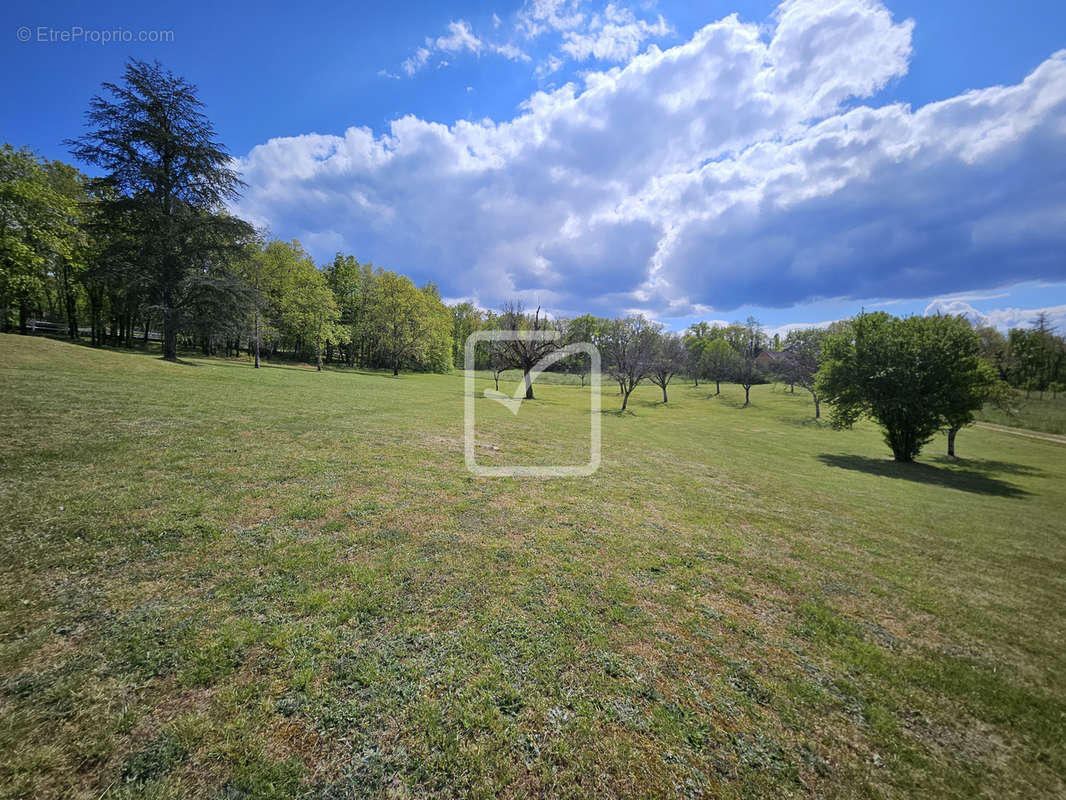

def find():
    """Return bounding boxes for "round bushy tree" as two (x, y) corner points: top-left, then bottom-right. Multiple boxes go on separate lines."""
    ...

(816, 312), (992, 462)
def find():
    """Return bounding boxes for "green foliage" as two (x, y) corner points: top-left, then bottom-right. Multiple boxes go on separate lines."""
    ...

(0, 145), (81, 331)
(326, 253), (380, 367)
(368, 271), (451, 375)
(1003, 316), (1065, 392)
(816, 312), (995, 461)
(275, 243), (341, 370)
(68, 59), (253, 359)
(450, 301), (483, 368)
(560, 312), (605, 381)
(702, 338), (737, 390)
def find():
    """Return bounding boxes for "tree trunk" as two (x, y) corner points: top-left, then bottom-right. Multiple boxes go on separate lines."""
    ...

(743, 385), (751, 406)
(693, 375), (699, 387)
(889, 429), (916, 462)
(947, 425), (959, 457)
(661, 385), (668, 403)
(88, 292), (99, 346)
(621, 389), (631, 411)
(813, 394), (821, 419)
(493, 372), (500, 391)
(63, 280), (78, 340)
(18, 301), (28, 334)
(715, 379), (720, 395)
(254, 311), (261, 368)
(523, 368), (534, 400)
(162, 310), (178, 361)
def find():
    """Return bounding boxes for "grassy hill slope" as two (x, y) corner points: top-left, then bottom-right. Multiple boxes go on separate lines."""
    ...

(1, 335), (1064, 799)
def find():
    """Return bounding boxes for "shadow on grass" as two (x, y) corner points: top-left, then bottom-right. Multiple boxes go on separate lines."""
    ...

(817, 454), (1030, 498)
(780, 415), (827, 429)
(159, 356), (201, 366)
(600, 408), (637, 417)
(928, 455), (1047, 477)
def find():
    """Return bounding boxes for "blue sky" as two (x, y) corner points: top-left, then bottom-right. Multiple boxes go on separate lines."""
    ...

(3, 0), (1066, 332)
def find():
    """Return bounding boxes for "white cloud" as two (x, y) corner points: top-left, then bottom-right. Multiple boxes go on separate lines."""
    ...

(241, 0), (1066, 319)
(924, 300), (1066, 333)
(560, 4), (671, 62)
(534, 54), (565, 78)
(519, 0), (586, 37)
(434, 20), (483, 54)
(493, 42), (532, 62)
(766, 319), (843, 339)
(401, 46), (431, 76)
(393, 18), (530, 76)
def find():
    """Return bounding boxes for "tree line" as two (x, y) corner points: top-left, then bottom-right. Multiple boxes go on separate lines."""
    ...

(3, 58), (1063, 465)
(466, 304), (1066, 463)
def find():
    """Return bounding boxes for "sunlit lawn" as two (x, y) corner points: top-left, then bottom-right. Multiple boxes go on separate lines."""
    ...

(976, 388), (1066, 435)
(1, 334), (1064, 798)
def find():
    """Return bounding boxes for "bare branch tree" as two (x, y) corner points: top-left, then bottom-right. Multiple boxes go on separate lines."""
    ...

(600, 315), (661, 411)
(649, 332), (686, 403)
(499, 301), (559, 400)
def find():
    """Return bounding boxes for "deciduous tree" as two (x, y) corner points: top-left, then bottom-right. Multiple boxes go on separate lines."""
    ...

(599, 315), (660, 411)
(649, 332), (686, 403)
(783, 326), (829, 418)
(498, 302), (559, 400)
(702, 338), (735, 396)
(816, 312), (993, 462)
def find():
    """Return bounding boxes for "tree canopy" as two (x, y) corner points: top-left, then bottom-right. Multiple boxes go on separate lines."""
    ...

(68, 59), (253, 361)
(816, 312), (997, 461)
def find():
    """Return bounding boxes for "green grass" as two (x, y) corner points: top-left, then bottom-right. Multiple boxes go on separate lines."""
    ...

(1, 334), (1065, 799)
(976, 388), (1066, 435)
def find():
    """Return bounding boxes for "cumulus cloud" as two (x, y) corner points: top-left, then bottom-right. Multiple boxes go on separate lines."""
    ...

(924, 300), (1066, 333)
(238, 0), (1066, 318)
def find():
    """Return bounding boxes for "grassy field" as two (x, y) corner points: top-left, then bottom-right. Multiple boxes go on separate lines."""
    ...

(976, 389), (1066, 435)
(1, 334), (1064, 799)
